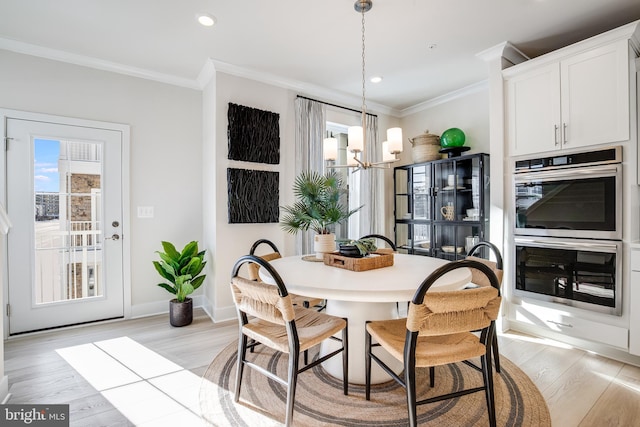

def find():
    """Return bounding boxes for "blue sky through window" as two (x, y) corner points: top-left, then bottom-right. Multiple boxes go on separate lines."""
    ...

(34, 139), (60, 192)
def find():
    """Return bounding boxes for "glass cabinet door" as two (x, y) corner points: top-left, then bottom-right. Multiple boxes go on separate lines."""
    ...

(394, 168), (410, 220)
(393, 153), (489, 260)
(411, 165), (431, 220)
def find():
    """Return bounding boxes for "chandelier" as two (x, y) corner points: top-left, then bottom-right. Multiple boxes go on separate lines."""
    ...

(324, 0), (403, 170)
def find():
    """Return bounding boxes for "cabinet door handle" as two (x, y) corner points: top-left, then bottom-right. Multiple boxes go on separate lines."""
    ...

(563, 123), (568, 144)
(554, 125), (559, 146)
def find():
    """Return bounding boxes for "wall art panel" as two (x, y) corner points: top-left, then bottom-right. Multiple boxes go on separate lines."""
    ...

(227, 168), (279, 223)
(227, 103), (280, 164)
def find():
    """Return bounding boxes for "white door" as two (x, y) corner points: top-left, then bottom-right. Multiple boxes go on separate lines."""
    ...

(4, 116), (125, 334)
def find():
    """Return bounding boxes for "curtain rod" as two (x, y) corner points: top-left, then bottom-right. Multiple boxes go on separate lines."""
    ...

(296, 95), (378, 118)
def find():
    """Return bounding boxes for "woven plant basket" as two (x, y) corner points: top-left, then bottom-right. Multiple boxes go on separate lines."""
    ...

(409, 130), (441, 163)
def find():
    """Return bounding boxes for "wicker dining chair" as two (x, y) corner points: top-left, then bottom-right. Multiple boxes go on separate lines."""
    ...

(359, 234), (397, 254)
(466, 240), (504, 372)
(365, 259), (502, 427)
(359, 234), (406, 313)
(248, 239), (326, 364)
(231, 255), (349, 427)
(248, 239), (325, 310)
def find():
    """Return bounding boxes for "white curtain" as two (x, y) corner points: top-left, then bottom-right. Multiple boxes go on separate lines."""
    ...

(357, 113), (383, 238)
(294, 97), (326, 255)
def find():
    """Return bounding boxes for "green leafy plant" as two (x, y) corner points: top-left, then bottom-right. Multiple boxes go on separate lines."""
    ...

(280, 170), (360, 235)
(153, 241), (206, 302)
(340, 237), (377, 256)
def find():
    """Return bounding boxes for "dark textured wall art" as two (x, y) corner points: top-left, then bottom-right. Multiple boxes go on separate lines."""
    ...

(228, 103), (280, 164)
(227, 168), (279, 223)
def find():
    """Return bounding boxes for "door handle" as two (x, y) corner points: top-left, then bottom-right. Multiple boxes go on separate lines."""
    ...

(105, 234), (120, 241)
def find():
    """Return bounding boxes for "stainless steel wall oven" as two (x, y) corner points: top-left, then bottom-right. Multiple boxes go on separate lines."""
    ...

(514, 237), (621, 315)
(513, 146), (622, 315)
(514, 146), (621, 240)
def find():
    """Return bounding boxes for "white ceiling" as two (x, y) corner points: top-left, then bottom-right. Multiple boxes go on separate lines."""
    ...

(2, 0), (640, 114)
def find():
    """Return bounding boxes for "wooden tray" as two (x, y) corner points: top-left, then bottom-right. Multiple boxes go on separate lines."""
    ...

(323, 251), (394, 272)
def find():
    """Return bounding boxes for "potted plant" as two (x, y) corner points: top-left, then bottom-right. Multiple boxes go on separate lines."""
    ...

(280, 171), (360, 258)
(153, 240), (206, 327)
(338, 237), (377, 258)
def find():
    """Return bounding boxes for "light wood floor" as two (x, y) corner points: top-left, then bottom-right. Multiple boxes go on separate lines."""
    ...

(4, 309), (640, 426)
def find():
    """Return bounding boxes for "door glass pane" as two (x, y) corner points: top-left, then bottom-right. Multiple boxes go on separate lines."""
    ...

(34, 138), (103, 304)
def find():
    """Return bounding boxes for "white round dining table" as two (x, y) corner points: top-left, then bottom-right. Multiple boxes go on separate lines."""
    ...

(259, 253), (471, 384)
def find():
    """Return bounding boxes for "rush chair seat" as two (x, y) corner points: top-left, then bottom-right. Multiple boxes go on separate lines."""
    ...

(466, 240), (504, 373)
(231, 255), (349, 427)
(359, 234), (397, 254)
(248, 239), (325, 310)
(365, 259), (502, 427)
(248, 239), (326, 364)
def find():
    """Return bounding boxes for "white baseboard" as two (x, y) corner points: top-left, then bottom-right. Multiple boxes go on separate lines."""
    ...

(130, 295), (206, 319)
(0, 375), (9, 403)
(130, 296), (236, 324)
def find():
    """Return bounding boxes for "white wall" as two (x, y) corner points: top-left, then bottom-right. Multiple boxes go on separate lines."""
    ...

(0, 50), (203, 316)
(399, 89), (490, 159)
(206, 72), (297, 322)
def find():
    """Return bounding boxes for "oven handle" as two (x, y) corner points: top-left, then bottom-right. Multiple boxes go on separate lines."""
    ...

(514, 237), (619, 253)
(514, 163), (620, 183)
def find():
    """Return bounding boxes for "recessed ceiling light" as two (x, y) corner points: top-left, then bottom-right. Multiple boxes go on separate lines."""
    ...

(197, 13), (216, 27)
(370, 76), (383, 83)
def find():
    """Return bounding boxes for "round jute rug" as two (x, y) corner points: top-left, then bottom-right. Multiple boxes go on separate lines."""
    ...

(200, 342), (550, 427)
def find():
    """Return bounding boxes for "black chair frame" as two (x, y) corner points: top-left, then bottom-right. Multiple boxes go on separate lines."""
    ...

(365, 259), (501, 427)
(466, 240), (503, 373)
(231, 254), (348, 426)
(360, 234), (397, 251)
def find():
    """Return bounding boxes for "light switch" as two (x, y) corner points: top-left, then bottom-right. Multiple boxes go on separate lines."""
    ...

(137, 206), (154, 218)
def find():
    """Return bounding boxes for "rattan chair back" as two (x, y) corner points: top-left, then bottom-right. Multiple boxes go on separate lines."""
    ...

(247, 239), (282, 281)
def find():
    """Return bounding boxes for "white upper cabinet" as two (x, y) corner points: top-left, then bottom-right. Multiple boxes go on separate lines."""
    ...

(506, 39), (630, 157)
(507, 63), (560, 156)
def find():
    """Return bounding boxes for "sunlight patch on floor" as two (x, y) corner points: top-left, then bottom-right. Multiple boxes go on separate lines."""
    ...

(56, 336), (206, 425)
(94, 336), (183, 379)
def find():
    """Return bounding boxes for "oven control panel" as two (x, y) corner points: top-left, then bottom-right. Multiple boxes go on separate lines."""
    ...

(515, 146), (621, 172)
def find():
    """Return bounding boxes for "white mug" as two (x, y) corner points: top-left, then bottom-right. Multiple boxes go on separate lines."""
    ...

(447, 174), (457, 187)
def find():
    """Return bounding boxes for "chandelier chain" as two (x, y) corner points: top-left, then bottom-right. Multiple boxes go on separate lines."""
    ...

(360, 5), (367, 159)
(361, 7), (366, 116)
(325, 0), (401, 171)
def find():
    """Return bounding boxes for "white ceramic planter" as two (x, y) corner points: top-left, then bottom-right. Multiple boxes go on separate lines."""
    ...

(314, 233), (336, 259)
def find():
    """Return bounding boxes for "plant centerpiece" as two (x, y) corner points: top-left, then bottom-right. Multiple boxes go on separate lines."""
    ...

(153, 240), (206, 327)
(280, 171), (360, 259)
(338, 237), (377, 258)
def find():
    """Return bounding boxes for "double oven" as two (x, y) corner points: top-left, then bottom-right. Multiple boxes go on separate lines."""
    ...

(513, 146), (622, 315)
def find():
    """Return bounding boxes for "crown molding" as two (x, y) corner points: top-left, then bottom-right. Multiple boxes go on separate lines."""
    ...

(206, 59), (400, 117)
(398, 80), (489, 118)
(476, 41), (529, 67)
(1, 36), (493, 119)
(0, 37), (201, 90)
